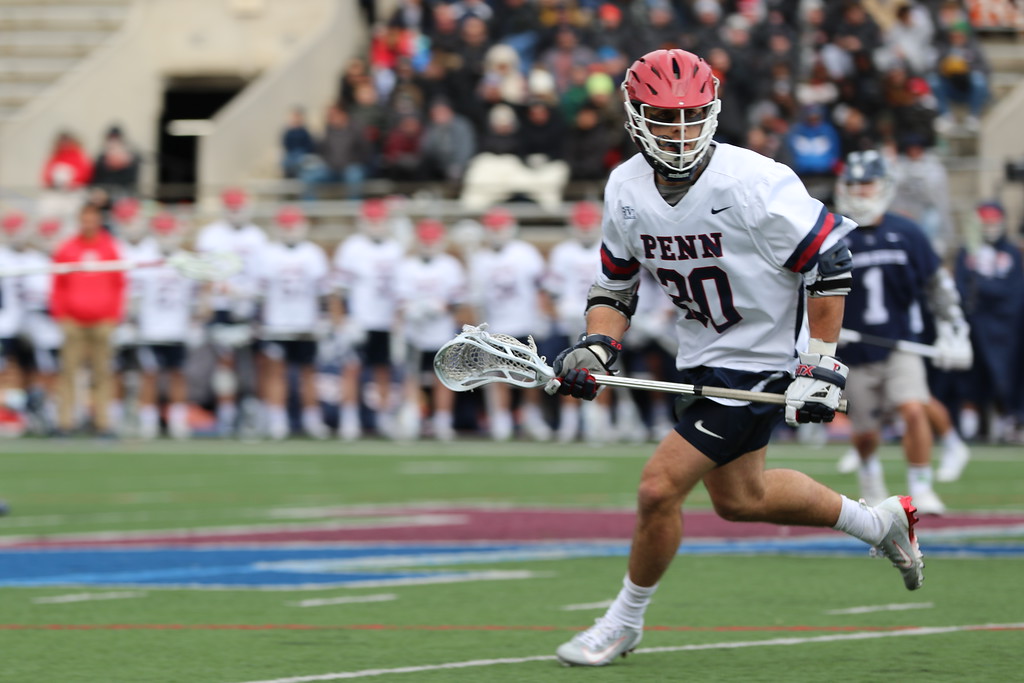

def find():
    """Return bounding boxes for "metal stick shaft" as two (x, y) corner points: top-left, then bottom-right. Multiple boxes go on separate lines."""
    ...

(592, 373), (849, 414)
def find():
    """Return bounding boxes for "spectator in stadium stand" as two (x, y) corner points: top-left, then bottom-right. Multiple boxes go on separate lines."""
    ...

(640, 0), (684, 51)
(477, 43), (528, 113)
(592, 2), (643, 61)
(565, 103), (613, 181)
(883, 71), (939, 149)
(339, 56), (372, 109)
(279, 106), (316, 179)
(954, 201), (1024, 443)
(380, 113), (426, 181)
(785, 103), (841, 178)
(490, 0), (542, 69)
(90, 125), (140, 200)
(49, 203), (126, 437)
(890, 132), (955, 256)
(453, 16), (496, 125)
(835, 104), (877, 157)
(880, 2), (938, 77)
(929, 20), (990, 134)
(687, 0), (726, 55)
(387, 0), (434, 35)
(419, 98), (477, 182)
(538, 25), (598, 96)
(300, 105), (373, 199)
(42, 130), (92, 191)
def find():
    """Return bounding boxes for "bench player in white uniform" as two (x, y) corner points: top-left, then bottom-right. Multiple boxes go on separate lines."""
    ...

(544, 201), (612, 443)
(253, 206), (331, 440)
(550, 49), (927, 667)
(109, 197), (160, 431)
(195, 188), (268, 436)
(0, 211), (30, 433)
(132, 211), (198, 439)
(468, 206), (552, 441)
(331, 198), (404, 440)
(18, 217), (65, 432)
(395, 218), (467, 441)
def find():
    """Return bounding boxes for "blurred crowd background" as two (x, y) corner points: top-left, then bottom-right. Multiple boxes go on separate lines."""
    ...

(0, 0), (1023, 445)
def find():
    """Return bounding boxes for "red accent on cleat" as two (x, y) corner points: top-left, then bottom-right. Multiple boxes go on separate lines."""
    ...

(899, 495), (919, 542)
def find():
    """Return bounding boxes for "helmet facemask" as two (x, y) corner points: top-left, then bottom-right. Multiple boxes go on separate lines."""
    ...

(624, 96), (721, 180)
(835, 150), (894, 228)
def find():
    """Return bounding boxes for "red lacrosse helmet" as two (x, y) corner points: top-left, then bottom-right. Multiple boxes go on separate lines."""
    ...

(622, 49), (720, 180)
(1, 210), (25, 236)
(481, 206), (516, 247)
(414, 218), (446, 256)
(275, 205), (308, 245)
(570, 201), (602, 246)
(359, 198), (391, 240)
(111, 197), (140, 223)
(221, 187), (250, 226)
(151, 210), (183, 252)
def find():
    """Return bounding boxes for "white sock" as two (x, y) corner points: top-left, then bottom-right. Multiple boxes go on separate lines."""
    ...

(833, 495), (888, 545)
(907, 465), (934, 498)
(138, 405), (159, 438)
(604, 574), (657, 629)
(943, 428), (963, 450)
(168, 403), (190, 437)
(959, 408), (979, 440)
(859, 452), (882, 476)
(217, 402), (237, 429)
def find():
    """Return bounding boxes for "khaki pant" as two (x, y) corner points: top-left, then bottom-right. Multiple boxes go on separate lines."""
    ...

(58, 321), (115, 432)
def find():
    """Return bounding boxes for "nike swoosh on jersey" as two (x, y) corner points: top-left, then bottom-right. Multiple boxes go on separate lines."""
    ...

(711, 206), (732, 214)
(695, 420), (725, 439)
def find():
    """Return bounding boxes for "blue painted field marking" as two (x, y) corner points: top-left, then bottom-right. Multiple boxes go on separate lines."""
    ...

(1, 539), (1022, 589)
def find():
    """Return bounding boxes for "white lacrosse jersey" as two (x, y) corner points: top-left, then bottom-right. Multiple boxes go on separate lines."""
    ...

(396, 252), (467, 351)
(18, 249), (62, 349)
(332, 234), (404, 332)
(0, 247), (25, 338)
(133, 253), (198, 343)
(195, 220), (268, 315)
(599, 146), (855, 373)
(468, 240), (546, 339)
(544, 238), (601, 339)
(254, 241), (330, 338)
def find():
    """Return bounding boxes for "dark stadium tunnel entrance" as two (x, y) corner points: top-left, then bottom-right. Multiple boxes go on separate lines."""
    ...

(157, 76), (248, 203)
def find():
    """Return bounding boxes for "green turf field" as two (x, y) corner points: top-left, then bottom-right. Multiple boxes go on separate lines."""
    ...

(2, 439), (1022, 682)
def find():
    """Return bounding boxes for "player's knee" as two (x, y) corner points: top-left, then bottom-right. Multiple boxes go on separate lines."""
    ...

(899, 401), (929, 427)
(635, 475), (679, 515)
(710, 494), (759, 523)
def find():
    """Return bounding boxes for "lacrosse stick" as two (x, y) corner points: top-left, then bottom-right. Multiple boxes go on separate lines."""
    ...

(839, 328), (939, 358)
(0, 251), (243, 282)
(434, 324), (848, 411)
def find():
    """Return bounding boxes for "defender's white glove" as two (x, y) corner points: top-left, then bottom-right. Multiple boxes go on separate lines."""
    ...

(785, 352), (849, 427)
(933, 319), (972, 370)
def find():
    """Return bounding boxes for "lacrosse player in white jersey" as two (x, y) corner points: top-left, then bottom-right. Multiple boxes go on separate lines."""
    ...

(195, 188), (268, 436)
(395, 218), (467, 441)
(331, 198), (404, 440)
(550, 49), (926, 668)
(544, 201), (613, 443)
(18, 217), (64, 432)
(253, 206), (331, 440)
(131, 211), (198, 439)
(0, 211), (31, 433)
(468, 206), (552, 441)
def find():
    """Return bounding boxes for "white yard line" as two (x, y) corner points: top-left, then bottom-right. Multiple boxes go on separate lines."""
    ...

(231, 622), (1024, 683)
(32, 591), (146, 604)
(288, 594), (397, 608)
(826, 602), (934, 615)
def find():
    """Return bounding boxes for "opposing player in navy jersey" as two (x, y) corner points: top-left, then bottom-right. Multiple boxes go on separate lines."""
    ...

(835, 150), (970, 516)
(550, 49), (927, 668)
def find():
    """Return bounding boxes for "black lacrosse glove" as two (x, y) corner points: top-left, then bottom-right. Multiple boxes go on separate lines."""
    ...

(551, 334), (622, 400)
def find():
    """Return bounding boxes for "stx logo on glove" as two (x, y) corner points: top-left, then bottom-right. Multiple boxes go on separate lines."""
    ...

(795, 364), (816, 377)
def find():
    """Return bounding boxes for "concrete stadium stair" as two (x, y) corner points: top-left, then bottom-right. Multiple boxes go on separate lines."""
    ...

(0, 0), (132, 120)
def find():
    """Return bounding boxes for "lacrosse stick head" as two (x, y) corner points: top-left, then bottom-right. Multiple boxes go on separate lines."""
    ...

(166, 251), (243, 281)
(433, 324), (554, 391)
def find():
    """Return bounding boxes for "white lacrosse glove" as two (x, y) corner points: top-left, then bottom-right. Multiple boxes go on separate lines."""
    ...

(933, 319), (972, 370)
(785, 352), (849, 427)
(548, 334), (622, 400)
(336, 319), (367, 351)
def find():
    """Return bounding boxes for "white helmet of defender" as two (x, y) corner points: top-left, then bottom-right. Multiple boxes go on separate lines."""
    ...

(835, 150), (895, 227)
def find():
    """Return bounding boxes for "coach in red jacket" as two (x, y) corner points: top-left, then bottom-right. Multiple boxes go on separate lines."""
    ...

(50, 203), (126, 436)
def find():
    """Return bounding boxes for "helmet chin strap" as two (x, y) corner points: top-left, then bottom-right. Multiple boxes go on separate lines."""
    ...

(652, 144), (715, 185)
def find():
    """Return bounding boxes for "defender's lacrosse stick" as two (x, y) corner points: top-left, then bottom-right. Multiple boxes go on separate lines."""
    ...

(0, 251), (243, 282)
(839, 328), (939, 359)
(434, 325), (848, 411)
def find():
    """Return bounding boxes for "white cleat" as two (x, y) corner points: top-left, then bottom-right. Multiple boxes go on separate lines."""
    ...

(871, 495), (925, 591)
(936, 441), (970, 482)
(910, 488), (946, 516)
(556, 618), (642, 667)
(837, 448), (860, 474)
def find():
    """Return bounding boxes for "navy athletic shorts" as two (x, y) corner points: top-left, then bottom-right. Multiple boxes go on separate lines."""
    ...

(672, 366), (790, 466)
